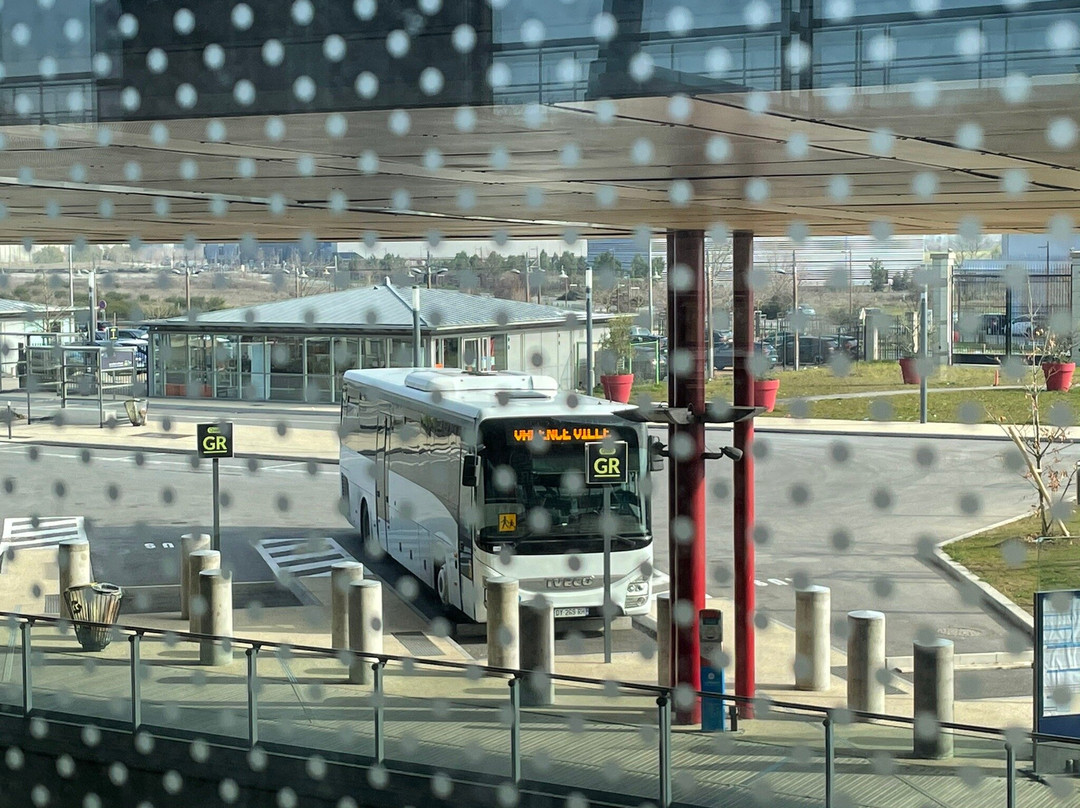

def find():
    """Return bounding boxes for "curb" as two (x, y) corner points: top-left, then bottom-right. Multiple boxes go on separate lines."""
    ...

(1, 438), (338, 465)
(929, 513), (1035, 638)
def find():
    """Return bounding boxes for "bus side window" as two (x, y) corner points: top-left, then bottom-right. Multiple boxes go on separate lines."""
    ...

(461, 455), (478, 487)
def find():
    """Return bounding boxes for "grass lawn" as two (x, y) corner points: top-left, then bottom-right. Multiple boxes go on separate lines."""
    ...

(769, 389), (1078, 424)
(631, 362), (1000, 400)
(943, 511), (1080, 614)
(629, 362), (1079, 424)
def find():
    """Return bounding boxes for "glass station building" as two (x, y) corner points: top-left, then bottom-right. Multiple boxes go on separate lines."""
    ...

(147, 282), (600, 402)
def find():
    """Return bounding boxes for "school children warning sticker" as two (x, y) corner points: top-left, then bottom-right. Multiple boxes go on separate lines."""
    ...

(498, 513), (517, 532)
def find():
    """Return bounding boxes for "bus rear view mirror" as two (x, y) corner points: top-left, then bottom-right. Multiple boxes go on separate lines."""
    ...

(649, 436), (666, 471)
(462, 455), (478, 487)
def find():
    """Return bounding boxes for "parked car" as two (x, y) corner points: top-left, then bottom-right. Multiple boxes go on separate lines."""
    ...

(713, 341), (777, 371)
(771, 334), (835, 366)
(1010, 316), (1046, 340)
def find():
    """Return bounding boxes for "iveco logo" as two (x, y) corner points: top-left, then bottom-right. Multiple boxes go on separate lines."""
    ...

(546, 576), (595, 589)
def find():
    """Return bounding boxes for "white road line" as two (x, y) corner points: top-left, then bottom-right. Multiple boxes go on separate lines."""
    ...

(0, 516), (86, 559)
(253, 537), (354, 581)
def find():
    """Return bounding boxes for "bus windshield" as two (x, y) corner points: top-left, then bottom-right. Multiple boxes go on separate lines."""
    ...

(478, 418), (649, 554)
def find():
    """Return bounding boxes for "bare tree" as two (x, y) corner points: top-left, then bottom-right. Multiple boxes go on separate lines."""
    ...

(997, 325), (1075, 537)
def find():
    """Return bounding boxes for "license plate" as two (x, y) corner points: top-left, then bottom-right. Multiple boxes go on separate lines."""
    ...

(554, 607), (589, 618)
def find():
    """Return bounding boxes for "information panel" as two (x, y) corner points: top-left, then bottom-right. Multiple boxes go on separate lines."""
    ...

(1035, 589), (1080, 739)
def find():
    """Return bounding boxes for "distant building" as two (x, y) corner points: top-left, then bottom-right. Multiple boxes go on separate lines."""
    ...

(146, 282), (608, 401)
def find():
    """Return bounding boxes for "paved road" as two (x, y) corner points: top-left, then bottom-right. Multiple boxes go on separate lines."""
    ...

(0, 433), (1054, 684)
(0, 444), (348, 598)
(650, 429), (1050, 659)
(0, 392), (338, 431)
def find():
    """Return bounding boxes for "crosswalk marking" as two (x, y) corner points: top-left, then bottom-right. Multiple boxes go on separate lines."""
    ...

(1, 516), (86, 555)
(254, 537), (355, 580)
(756, 577), (794, 588)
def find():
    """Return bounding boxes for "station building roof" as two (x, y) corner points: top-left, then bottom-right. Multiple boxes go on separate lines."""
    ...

(0, 299), (49, 318)
(149, 282), (603, 336)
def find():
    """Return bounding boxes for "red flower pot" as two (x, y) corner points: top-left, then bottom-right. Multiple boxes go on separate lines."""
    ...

(600, 373), (634, 403)
(1042, 362), (1076, 392)
(898, 357), (920, 385)
(753, 378), (780, 413)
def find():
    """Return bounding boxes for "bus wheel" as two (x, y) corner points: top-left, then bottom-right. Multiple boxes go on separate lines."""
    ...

(436, 564), (449, 605)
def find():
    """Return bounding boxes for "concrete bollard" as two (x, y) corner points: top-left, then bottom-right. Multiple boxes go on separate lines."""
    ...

(519, 597), (555, 706)
(179, 533), (211, 620)
(913, 638), (954, 759)
(187, 550), (221, 635)
(847, 610), (886, 713)
(58, 538), (92, 620)
(348, 579), (383, 685)
(486, 577), (519, 670)
(331, 561), (365, 650)
(197, 568), (233, 666)
(656, 593), (671, 688)
(795, 586), (831, 691)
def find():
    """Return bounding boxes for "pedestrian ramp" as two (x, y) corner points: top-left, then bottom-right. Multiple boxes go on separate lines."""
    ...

(1, 516), (86, 559)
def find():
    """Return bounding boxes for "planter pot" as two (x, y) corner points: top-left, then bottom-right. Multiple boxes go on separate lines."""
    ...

(753, 378), (780, 413)
(600, 374), (634, 403)
(1042, 361), (1076, 392)
(898, 357), (921, 385)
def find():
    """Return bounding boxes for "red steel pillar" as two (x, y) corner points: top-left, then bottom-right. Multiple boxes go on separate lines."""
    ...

(666, 230), (706, 725)
(732, 230), (756, 717)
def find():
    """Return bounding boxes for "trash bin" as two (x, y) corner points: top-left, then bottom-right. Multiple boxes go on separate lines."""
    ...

(64, 583), (124, 651)
(124, 398), (148, 426)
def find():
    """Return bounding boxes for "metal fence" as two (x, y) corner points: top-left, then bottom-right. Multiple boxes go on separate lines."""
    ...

(1, 610), (1075, 808)
(953, 267), (1073, 357)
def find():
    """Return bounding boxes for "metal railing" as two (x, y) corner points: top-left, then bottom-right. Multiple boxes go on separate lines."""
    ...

(0, 610), (1074, 808)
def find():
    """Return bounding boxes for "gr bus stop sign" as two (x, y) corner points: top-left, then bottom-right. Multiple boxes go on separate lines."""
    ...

(197, 423), (233, 458)
(585, 440), (628, 485)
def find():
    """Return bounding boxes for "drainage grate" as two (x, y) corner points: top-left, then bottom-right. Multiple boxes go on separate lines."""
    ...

(45, 594), (60, 615)
(395, 631), (444, 657)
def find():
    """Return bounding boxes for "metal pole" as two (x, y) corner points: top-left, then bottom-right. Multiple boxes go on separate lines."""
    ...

(1004, 285), (1013, 357)
(647, 267), (655, 335)
(667, 230), (707, 725)
(212, 458), (220, 552)
(246, 646), (259, 748)
(88, 270), (97, 339)
(824, 713), (835, 808)
(6, 403), (11, 439)
(129, 633), (142, 730)
(509, 677), (521, 783)
(21, 620), (32, 715)
(919, 290), (928, 424)
(68, 245), (74, 308)
(733, 230), (756, 718)
(603, 485), (612, 664)
(657, 694), (672, 808)
(97, 351), (103, 428)
(411, 285), (422, 367)
(185, 267), (191, 313)
(793, 253), (800, 372)
(706, 260), (714, 380)
(585, 269), (594, 393)
(373, 661), (385, 764)
(1005, 741), (1016, 808)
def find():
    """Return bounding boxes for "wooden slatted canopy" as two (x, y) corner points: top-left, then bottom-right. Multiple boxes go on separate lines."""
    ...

(0, 75), (1076, 243)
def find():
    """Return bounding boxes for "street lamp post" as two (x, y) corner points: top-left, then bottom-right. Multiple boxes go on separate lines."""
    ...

(585, 269), (594, 393)
(412, 285), (423, 367)
(776, 260), (799, 371)
(411, 265), (448, 289)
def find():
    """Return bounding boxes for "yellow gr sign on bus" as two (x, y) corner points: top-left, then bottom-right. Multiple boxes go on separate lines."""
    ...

(584, 441), (628, 486)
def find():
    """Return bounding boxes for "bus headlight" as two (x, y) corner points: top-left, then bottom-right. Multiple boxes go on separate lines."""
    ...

(625, 576), (649, 608)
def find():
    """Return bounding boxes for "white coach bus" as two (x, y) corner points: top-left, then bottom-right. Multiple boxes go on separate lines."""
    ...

(339, 368), (655, 622)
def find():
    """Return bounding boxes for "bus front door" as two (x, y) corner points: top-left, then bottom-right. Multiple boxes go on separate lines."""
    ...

(374, 416), (389, 545)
